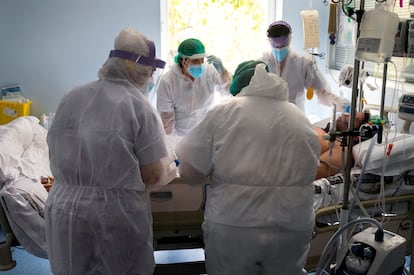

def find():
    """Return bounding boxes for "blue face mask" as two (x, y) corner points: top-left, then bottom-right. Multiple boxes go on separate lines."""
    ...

(272, 47), (289, 62)
(141, 78), (155, 97)
(188, 64), (205, 78)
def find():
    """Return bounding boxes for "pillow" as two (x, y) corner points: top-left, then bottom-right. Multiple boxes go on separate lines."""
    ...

(352, 133), (414, 176)
(20, 124), (52, 180)
(0, 116), (40, 182)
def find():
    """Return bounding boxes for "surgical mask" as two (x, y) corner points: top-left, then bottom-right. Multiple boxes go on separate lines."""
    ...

(141, 78), (155, 97)
(188, 64), (205, 78)
(272, 47), (289, 62)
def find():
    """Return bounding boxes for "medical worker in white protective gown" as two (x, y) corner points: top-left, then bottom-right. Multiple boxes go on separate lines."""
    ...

(260, 20), (349, 112)
(175, 60), (321, 275)
(45, 28), (169, 275)
(156, 38), (232, 136)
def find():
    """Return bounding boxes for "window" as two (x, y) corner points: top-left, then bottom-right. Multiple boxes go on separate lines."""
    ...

(160, 0), (280, 74)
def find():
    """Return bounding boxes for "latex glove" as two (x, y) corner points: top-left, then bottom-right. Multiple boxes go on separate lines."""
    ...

(207, 55), (225, 74)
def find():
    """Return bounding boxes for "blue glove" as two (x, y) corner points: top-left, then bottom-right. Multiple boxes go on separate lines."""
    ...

(341, 99), (351, 113)
(345, 103), (351, 113)
(207, 55), (224, 74)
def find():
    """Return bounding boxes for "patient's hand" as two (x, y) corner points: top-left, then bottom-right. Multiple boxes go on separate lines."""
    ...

(40, 176), (54, 192)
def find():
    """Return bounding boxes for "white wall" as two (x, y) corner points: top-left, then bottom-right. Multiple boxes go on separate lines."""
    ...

(0, 0), (334, 119)
(1, 0), (412, 134)
(0, 0), (161, 117)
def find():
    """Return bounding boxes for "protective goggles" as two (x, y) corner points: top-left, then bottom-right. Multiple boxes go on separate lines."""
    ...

(109, 40), (166, 69)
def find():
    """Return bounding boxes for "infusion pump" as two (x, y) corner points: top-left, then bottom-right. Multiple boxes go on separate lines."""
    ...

(393, 19), (414, 58)
(398, 94), (414, 121)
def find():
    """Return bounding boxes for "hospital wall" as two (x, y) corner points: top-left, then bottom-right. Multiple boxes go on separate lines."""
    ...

(0, 0), (333, 119)
(0, 0), (162, 117)
(1, 0), (412, 136)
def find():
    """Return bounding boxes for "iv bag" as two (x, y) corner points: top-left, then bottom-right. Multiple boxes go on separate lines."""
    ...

(301, 10), (320, 49)
(337, 19), (356, 48)
(355, 9), (399, 63)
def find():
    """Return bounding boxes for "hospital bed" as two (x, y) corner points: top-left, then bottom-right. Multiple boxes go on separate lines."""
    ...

(1, 115), (414, 273)
(0, 116), (206, 270)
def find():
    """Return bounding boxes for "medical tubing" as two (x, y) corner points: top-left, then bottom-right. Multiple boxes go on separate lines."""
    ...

(379, 134), (390, 220)
(350, 133), (378, 214)
(341, 2), (356, 21)
(328, 104), (337, 175)
(315, 217), (383, 275)
(172, 150), (180, 178)
(350, 188), (370, 217)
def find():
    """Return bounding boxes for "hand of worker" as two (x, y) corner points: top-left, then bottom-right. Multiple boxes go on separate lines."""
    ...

(40, 175), (55, 192)
(337, 98), (351, 113)
(207, 55), (225, 74)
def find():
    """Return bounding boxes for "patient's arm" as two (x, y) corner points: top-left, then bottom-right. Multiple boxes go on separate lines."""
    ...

(159, 111), (176, 135)
(317, 145), (349, 179)
(178, 160), (207, 185)
(140, 160), (164, 187)
(314, 127), (349, 179)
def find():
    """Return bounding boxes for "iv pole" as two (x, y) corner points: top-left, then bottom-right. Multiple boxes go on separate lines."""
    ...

(337, 0), (365, 260)
(336, 0), (398, 270)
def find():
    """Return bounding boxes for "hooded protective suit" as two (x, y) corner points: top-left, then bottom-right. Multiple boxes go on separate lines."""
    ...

(45, 28), (168, 275)
(156, 63), (229, 136)
(176, 64), (320, 275)
(260, 49), (348, 112)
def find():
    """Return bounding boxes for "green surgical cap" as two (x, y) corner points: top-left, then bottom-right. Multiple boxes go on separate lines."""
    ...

(229, 60), (269, 96)
(174, 38), (206, 63)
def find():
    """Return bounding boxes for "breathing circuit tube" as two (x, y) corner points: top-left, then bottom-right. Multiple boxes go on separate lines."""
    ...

(349, 133), (378, 216)
(315, 217), (384, 275)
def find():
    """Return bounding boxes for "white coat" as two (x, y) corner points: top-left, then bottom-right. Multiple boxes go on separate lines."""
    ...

(260, 49), (348, 112)
(45, 79), (168, 275)
(156, 64), (227, 136)
(176, 64), (320, 274)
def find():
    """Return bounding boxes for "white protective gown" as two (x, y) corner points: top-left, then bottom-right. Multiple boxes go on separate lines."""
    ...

(156, 64), (228, 136)
(176, 64), (320, 275)
(260, 50), (347, 112)
(45, 79), (168, 275)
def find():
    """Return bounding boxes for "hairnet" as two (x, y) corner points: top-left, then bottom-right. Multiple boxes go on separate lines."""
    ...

(174, 38), (207, 63)
(98, 28), (163, 88)
(267, 21), (292, 48)
(229, 60), (268, 96)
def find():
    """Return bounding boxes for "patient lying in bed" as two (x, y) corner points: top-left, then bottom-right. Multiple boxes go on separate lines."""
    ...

(313, 110), (414, 212)
(315, 112), (368, 179)
(0, 116), (52, 258)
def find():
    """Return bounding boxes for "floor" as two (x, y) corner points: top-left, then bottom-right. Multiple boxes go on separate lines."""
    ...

(0, 228), (411, 275)
(0, 245), (209, 275)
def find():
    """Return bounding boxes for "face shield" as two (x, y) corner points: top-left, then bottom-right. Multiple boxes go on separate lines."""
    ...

(108, 39), (166, 93)
(109, 40), (166, 70)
